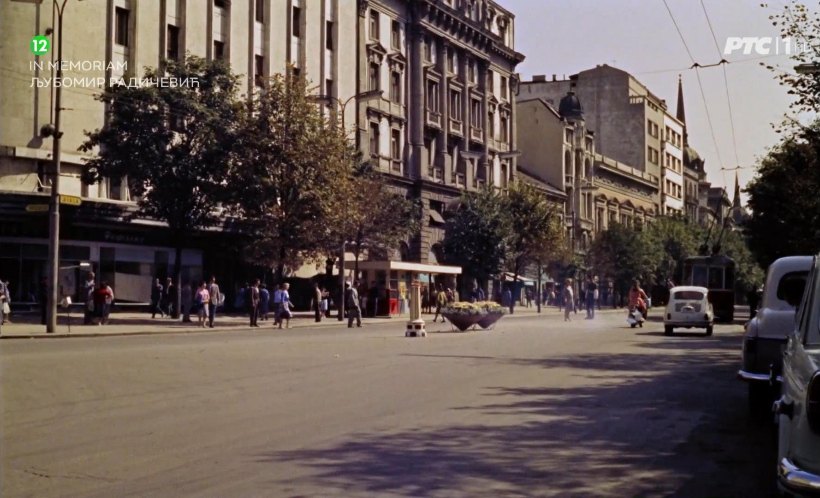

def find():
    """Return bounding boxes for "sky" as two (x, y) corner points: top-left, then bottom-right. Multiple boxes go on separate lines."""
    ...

(503, 0), (810, 203)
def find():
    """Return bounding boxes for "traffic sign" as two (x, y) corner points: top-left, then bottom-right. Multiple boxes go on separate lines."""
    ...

(59, 194), (82, 206)
(25, 204), (49, 212)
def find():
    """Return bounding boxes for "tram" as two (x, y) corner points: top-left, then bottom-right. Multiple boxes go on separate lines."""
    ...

(682, 254), (736, 323)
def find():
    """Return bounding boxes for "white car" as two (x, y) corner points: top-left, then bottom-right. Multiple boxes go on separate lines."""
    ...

(664, 286), (714, 336)
(739, 256), (811, 415)
(775, 254), (820, 496)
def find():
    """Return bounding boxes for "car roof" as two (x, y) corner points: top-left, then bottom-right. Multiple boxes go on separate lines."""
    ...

(669, 286), (708, 294)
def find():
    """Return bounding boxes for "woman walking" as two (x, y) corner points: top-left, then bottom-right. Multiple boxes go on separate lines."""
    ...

(195, 281), (210, 328)
(563, 279), (574, 322)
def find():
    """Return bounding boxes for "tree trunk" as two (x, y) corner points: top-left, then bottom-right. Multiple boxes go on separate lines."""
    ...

(510, 268), (519, 315)
(536, 263), (542, 314)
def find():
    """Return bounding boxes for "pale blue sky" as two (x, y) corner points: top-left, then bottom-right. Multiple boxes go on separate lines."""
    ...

(504, 0), (807, 202)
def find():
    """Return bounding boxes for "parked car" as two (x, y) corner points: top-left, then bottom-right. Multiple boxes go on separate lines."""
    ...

(774, 254), (820, 497)
(663, 286), (714, 336)
(739, 256), (812, 414)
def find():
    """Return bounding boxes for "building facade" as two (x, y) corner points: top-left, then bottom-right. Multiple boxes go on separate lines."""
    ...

(0, 0), (358, 302)
(356, 0), (524, 264)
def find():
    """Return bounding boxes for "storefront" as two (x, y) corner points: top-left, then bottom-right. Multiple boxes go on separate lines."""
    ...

(344, 260), (462, 316)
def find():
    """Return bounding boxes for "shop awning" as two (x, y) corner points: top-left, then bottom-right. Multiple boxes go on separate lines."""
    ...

(502, 272), (536, 285)
(344, 260), (462, 275)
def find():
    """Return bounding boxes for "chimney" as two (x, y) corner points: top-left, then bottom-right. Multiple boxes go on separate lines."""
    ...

(552, 74), (557, 81)
(533, 75), (546, 82)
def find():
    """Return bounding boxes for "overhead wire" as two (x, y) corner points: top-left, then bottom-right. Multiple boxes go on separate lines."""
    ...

(661, 0), (725, 178)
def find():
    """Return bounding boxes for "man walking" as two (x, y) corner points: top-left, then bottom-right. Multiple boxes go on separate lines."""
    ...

(249, 279), (261, 327)
(345, 282), (362, 328)
(82, 271), (96, 325)
(207, 276), (221, 328)
(151, 278), (164, 318)
(585, 275), (597, 319)
(313, 282), (323, 322)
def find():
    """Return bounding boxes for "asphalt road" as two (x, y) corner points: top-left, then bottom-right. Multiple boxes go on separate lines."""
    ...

(1, 310), (777, 497)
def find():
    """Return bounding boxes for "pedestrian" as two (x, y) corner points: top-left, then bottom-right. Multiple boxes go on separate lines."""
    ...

(162, 278), (172, 317)
(259, 283), (270, 321)
(433, 284), (447, 323)
(181, 282), (193, 323)
(272, 283), (283, 326)
(477, 286), (485, 301)
(313, 282), (322, 322)
(277, 282), (292, 329)
(563, 278), (574, 322)
(82, 271), (96, 325)
(207, 276), (221, 328)
(585, 275), (597, 319)
(594, 276), (601, 310)
(166, 278), (177, 318)
(502, 287), (512, 314)
(38, 277), (47, 325)
(345, 281), (362, 328)
(194, 281), (210, 328)
(525, 289), (533, 308)
(321, 287), (331, 317)
(249, 279), (261, 327)
(0, 278), (10, 326)
(93, 281), (113, 325)
(548, 289), (556, 307)
(469, 284), (479, 303)
(151, 277), (164, 318)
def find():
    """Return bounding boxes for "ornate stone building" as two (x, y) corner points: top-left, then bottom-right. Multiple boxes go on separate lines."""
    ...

(356, 0), (524, 266)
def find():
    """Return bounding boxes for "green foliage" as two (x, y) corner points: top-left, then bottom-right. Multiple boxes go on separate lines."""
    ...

(746, 122), (820, 267)
(81, 55), (241, 235)
(722, 228), (765, 292)
(640, 216), (703, 283)
(442, 187), (509, 283)
(231, 72), (358, 278)
(588, 223), (655, 295)
(505, 181), (565, 277)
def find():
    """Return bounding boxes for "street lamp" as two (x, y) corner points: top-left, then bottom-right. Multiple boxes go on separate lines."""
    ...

(310, 89), (383, 320)
(42, 0), (75, 333)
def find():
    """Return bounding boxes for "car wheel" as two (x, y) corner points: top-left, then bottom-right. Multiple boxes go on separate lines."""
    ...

(664, 325), (673, 336)
(706, 325), (713, 336)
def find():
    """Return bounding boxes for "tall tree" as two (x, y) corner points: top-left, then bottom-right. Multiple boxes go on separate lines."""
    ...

(640, 216), (703, 285)
(81, 56), (241, 316)
(442, 187), (508, 289)
(588, 223), (655, 306)
(503, 181), (564, 314)
(232, 72), (358, 282)
(766, 2), (820, 116)
(746, 123), (820, 267)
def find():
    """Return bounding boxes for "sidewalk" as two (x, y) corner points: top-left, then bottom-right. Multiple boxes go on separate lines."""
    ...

(0, 305), (625, 339)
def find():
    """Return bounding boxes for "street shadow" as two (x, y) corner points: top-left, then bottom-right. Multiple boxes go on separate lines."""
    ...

(255, 330), (776, 497)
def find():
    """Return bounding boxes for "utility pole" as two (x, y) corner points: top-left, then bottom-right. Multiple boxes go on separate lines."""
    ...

(45, 0), (71, 333)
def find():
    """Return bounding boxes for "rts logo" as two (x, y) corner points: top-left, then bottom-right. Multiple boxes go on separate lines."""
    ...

(723, 36), (810, 56)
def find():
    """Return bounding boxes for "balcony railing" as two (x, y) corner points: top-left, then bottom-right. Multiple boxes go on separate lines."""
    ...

(475, 178), (486, 189)
(470, 126), (482, 141)
(455, 172), (466, 187)
(449, 118), (463, 136)
(426, 110), (441, 128)
(429, 167), (443, 181)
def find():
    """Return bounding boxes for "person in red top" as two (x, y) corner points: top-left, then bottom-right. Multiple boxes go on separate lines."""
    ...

(93, 282), (114, 325)
(627, 280), (649, 318)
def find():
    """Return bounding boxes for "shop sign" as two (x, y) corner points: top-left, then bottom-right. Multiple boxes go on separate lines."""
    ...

(59, 194), (82, 206)
(25, 204), (49, 212)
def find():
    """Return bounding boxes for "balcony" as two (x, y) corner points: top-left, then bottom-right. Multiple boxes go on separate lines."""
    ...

(449, 118), (464, 137)
(429, 167), (443, 182)
(565, 174), (574, 187)
(390, 159), (402, 173)
(470, 126), (483, 142)
(475, 178), (486, 189)
(425, 110), (441, 128)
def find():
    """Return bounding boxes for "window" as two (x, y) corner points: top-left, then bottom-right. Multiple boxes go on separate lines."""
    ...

(488, 110), (495, 137)
(648, 146), (659, 165)
(370, 122), (380, 156)
(423, 37), (431, 61)
(487, 71), (494, 92)
(326, 21), (334, 50)
(213, 40), (225, 60)
(166, 25), (180, 60)
(648, 119), (659, 138)
(500, 116), (508, 141)
(214, 0), (228, 7)
(370, 10), (379, 40)
(255, 0), (264, 23)
(500, 76), (508, 100)
(471, 99), (481, 128)
(447, 50), (454, 73)
(325, 79), (333, 99)
(449, 90), (461, 120)
(115, 7), (129, 47)
(391, 129), (401, 159)
(254, 55), (264, 87)
(468, 59), (476, 84)
(369, 62), (380, 91)
(292, 6), (301, 37)
(391, 20), (400, 49)
(390, 71), (401, 103)
(426, 80), (439, 112)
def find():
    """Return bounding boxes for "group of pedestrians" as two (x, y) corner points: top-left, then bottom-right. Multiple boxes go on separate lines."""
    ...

(150, 278), (179, 319)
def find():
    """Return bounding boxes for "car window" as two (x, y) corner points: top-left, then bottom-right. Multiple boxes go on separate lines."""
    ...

(708, 267), (724, 289)
(672, 290), (704, 300)
(692, 266), (707, 287)
(776, 271), (808, 307)
(806, 259), (820, 346)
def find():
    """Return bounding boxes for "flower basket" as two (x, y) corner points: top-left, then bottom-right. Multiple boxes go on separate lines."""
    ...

(477, 312), (504, 329)
(442, 312), (483, 331)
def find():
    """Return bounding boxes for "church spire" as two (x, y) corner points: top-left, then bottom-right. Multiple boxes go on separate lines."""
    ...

(732, 172), (741, 209)
(676, 74), (688, 146)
